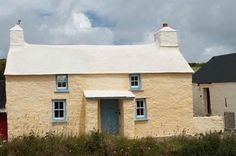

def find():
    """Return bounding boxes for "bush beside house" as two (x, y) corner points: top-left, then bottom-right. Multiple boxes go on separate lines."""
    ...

(0, 132), (235, 156)
(0, 59), (5, 79)
(189, 63), (205, 72)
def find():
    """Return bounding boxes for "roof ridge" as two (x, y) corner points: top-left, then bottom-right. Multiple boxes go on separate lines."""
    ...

(24, 42), (156, 48)
(213, 52), (236, 58)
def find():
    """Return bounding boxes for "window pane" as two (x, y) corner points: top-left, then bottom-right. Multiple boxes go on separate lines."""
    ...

(134, 76), (138, 80)
(55, 110), (59, 118)
(131, 76), (135, 81)
(137, 109), (140, 115)
(137, 101), (140, 107)
(59, 110), (64, 117)
(62, 82), (67, 87)
(140, 101), (143, 107)
(59, 102), (64, 109)
(140, 109), (144, 115)
(54, 102), (59, 109)
(57, 75), (66, 82)
(131, 82), (135, 86)
(134, 81), (138, 86)
(58, 82), (62, 87)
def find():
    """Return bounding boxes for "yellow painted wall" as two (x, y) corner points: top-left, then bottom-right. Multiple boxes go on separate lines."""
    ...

(134, 74), (193, 137)
(122, 99), (135, 138)
(85, 99), (99, 133)
(6, 73), (194, 138)
(6, 75), (83, 138)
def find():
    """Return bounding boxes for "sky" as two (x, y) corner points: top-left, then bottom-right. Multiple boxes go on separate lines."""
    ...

(0, 0), (236, 62)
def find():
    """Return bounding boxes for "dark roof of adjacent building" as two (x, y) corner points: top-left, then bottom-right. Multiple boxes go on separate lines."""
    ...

(0, 78), (6, 109)
(193, 53), (236, 83)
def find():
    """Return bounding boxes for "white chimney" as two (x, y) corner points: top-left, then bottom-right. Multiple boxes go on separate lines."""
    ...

(10, 20), (24, 47)
(154, 23), (178, 47)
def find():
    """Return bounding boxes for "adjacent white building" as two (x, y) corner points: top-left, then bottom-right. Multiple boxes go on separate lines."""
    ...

(193, 53), (236, 130)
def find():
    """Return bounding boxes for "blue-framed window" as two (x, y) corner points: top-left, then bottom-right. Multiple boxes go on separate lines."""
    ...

(52, 100), (67, 123)
(135, 99), (147, 120)
(130, 74), (141, 90)
(56, 75), (68, 91)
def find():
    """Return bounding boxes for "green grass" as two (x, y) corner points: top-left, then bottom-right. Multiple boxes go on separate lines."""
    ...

(189, 63), (206, 72)
(0, 59), (6, 80)
(0, 132), (235, 156)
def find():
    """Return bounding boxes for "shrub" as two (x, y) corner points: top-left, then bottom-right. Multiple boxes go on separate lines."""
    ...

(0, 132), (235, 156)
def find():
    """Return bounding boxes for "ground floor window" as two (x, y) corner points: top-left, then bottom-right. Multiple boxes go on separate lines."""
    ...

(52, 100), (66, 122)
(135, 99), (147, 120)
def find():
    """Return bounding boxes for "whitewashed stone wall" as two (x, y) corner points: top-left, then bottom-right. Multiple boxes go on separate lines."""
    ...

(193, 83), (236, 129)
(193, 116), (224, 133)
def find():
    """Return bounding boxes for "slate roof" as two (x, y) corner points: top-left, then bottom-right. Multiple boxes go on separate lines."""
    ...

(193, 53), (236, 83)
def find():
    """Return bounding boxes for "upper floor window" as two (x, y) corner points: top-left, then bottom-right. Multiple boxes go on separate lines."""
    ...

(135, 99), (147, 120)
(56, 75), (68, 91)
(129, 74), (141, 90)
(52, 100), (67, 123)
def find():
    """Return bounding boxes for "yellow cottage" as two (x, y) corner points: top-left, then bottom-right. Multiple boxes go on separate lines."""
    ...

(5, 23), (194, 139)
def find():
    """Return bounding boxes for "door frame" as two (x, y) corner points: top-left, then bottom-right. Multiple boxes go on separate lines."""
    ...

(203, 88), (211, 116)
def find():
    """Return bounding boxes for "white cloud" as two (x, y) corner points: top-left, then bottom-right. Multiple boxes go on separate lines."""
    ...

(73, 13), (91, 29)
(40, 12), (114, 44)
(0, 0), (236, 62)
(49, 12), (92, 36)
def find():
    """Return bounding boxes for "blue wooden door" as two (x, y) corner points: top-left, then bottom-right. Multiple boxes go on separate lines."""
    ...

(100, 99), (119, 135)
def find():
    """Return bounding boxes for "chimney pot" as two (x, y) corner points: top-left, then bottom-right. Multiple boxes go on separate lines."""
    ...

(163, 23), (168, 27)
(17, 19), (21, 25)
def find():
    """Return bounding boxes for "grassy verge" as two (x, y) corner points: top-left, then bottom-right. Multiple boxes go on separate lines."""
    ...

(0, 59), (5, 80)
(0, 132), (236, 156)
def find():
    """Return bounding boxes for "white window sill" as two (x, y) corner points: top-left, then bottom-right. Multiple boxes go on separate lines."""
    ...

(129, 88), (143, 92)
(135, 118), (148, 122)
(54, 90), (69, 93)
(52, 120), (67, 124)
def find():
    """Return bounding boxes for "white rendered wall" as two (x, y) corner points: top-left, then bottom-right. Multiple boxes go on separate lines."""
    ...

(193, 83), (236, 128)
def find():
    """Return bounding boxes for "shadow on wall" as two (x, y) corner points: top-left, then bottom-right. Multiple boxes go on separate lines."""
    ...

(0, 78), (6, 109)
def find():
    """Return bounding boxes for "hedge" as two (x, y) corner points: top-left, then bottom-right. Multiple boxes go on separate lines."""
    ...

(0, 132), (235, 156)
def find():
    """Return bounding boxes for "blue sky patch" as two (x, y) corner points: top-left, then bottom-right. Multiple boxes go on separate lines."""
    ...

(84, 11), (115, 28)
